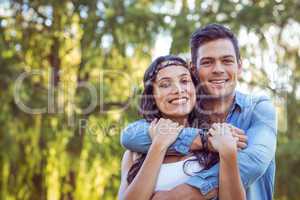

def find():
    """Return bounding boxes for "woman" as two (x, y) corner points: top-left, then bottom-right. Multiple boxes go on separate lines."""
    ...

(118, 55), (246, 200)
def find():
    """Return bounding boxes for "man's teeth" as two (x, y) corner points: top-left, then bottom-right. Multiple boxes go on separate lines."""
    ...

(170, 98), (187, 104)
(210, 80), (226, 84)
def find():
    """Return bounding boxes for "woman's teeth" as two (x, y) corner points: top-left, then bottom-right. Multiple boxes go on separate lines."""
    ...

(170, 98), (188, 105)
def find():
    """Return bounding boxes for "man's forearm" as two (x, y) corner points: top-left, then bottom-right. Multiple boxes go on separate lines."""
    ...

(152, 184), (214, 200)
(121, 120), (200, 155)
(160, 135), (202, 156)
(190, 135), (203, 151)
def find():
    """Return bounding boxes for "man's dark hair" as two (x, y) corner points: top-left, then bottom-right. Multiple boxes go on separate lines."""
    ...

(190, 23), (240, 66)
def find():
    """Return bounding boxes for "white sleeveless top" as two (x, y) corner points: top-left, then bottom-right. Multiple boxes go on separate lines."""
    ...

(155, 156), (204, 191)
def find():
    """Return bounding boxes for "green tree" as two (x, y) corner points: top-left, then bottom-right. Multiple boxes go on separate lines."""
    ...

(0, 0), (299, 199)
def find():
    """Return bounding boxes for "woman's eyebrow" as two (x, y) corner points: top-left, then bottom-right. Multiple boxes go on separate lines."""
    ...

(157, 73), (190, 81)
(179, 73), (190, 76)
(156, 77), (171, 82)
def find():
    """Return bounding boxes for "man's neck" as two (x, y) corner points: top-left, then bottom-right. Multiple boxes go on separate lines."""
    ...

(201, 93), (235, 123)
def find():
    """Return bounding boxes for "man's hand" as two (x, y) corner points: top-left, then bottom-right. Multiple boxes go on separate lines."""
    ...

(151, 184), (215, 200)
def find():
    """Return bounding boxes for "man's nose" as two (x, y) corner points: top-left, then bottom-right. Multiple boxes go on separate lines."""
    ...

(212, 61), (225, 74)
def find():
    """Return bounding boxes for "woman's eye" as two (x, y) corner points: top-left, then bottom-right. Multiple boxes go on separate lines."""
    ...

(181, 79), (190, 84)
(159, 82), (171, 88)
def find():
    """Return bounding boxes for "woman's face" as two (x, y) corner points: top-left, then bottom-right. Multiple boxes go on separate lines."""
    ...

(153, 65), (196, 119)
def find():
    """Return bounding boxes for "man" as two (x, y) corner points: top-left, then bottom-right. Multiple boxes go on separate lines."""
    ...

(121, 24), (277, 200)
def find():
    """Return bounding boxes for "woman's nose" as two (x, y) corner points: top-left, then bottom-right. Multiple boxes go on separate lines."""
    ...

(172, 82), (185, 94)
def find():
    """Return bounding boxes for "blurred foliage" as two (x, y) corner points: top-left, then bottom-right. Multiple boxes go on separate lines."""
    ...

(0, 0), (299, 199)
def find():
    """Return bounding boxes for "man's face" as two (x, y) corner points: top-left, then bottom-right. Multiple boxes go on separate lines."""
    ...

(196, 39), (242, 99)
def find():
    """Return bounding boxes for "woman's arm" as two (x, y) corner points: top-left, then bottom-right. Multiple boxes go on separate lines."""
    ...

(209, 123), (246, 200)
(219, 145), (245, 200)
(122, 143), (167, 200)
(118, 144), (167, 200)
(118, 118), (183, 200)
(118, 150), (133, 200)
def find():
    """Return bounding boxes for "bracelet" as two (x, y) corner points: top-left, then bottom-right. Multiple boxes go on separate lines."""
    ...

(199, 128), (209, 151)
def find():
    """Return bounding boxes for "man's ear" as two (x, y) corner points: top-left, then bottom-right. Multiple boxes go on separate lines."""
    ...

(237, 59), (242, 79)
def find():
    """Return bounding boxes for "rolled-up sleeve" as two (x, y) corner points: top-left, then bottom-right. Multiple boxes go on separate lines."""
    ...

(186, 98), (277, 194)
(120, 119), (199, 155)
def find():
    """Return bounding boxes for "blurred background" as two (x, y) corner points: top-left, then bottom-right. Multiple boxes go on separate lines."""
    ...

(0, 0), (299, 199)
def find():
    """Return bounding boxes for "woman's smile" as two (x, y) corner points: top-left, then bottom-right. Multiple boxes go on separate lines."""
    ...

(153, 65), (196, 118)
(167, 96), (189, 105)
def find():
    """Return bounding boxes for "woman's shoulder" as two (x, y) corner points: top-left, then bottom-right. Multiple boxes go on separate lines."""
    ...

(122, 150), (143, 166)
(121, 150), (134, 169)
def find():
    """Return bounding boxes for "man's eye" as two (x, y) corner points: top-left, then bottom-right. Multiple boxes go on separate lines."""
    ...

(223, 59), (234, 64)
(201, 61), (212, 66)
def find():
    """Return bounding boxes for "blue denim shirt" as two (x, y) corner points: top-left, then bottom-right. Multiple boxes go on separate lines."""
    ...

(121, 91), (277, 200)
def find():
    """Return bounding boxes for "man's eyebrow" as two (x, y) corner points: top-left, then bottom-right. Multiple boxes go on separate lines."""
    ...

(222, 55), (235, 59)
(199, 55), (235, 61)
(199, 57), (214, 61)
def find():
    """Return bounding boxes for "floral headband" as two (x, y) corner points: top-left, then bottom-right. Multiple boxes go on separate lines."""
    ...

(149, 59), (194, 79)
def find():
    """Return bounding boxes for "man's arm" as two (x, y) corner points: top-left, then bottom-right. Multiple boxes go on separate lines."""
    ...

(184, 97), (277, 195)
(120, 119), (201, 155)
(151, 184), (217, 200)
(151, 184), (210, 200)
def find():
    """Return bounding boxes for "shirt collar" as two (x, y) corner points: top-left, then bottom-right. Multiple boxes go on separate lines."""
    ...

(231, 91), (244, 113)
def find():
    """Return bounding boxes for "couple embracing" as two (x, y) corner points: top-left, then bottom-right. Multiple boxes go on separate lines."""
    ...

(118, 24), (277, 200)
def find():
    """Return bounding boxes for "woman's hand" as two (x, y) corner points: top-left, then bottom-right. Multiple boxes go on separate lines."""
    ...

(207, 123), (247, 152)
(149, 118), (183, 151)
(208, 123), (238, 153)
(228, 124), (248, 150)
(210, 124), (246, 200)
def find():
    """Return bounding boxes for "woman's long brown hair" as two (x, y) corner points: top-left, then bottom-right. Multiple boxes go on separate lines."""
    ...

(127, 55), (219, 184)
